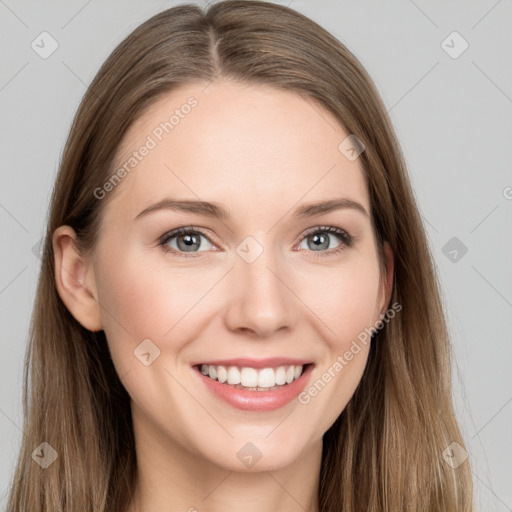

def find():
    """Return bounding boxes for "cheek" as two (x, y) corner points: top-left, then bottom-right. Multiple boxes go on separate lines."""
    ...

(295, 256), (379, 426)
(95, 260), (168, 337)
(94, 249), (222, 357)
(297, 252), (382, 349)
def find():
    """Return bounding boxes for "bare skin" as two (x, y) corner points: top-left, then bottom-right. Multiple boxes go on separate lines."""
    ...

(53, 79), (393, 512)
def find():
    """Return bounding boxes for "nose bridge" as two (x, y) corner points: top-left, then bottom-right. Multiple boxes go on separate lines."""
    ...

(224, 235), (296, 336)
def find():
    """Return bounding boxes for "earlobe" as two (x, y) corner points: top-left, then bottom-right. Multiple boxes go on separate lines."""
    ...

(52, 226), (103, 332)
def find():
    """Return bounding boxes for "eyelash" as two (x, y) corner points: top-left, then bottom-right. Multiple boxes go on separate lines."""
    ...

(157, 225), (354, 259)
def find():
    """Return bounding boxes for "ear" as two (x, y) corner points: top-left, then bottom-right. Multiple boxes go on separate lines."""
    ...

(52, 225), (103, 332)
(378, 241), (394, 315)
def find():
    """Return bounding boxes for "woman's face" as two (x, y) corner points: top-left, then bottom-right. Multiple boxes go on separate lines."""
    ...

(86, 80), (392, 471)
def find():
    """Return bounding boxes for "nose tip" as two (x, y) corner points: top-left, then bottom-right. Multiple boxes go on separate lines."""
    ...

(223, 248), (296, 337)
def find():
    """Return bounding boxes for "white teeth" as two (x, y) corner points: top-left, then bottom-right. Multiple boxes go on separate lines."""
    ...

(217, 365), (228, 383)
(241, 367), (258, 387)
(258, 368), (276, 388)
(227, 366), (241, 385)
(199, 364), (306, 388)
(275, 366), (286, 385)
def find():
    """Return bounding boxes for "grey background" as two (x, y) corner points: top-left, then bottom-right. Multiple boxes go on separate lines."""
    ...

(1, 0), (511, 510)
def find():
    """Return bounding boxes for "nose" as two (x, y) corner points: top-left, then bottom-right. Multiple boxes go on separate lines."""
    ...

(223, 245), (297, 338)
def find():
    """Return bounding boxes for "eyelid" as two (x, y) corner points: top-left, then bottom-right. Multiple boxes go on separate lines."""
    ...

(158, 226), (218, 251)
(294, 225), (354, 258)
(298, 225), (352, 244)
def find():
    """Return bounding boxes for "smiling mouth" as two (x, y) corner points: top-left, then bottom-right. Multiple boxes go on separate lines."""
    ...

(194, 363), (314, 391)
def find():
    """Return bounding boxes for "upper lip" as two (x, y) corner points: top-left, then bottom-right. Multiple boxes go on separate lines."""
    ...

(192, 357), (313, 369)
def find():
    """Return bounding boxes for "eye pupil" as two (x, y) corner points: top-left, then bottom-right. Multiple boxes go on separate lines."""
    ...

(178, 234), (201, 251)
(309, 233), (329, 251)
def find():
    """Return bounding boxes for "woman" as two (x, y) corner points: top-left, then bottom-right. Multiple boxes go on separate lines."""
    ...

(7, 1), (473, 510)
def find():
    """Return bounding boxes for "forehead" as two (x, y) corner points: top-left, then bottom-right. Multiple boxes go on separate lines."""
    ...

(104, 80), (369, 220)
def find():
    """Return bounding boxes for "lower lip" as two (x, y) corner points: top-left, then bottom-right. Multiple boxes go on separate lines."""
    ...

(194, 364), (314, 412)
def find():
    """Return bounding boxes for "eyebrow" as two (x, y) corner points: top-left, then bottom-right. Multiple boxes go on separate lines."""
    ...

(134, 197), (369, 221)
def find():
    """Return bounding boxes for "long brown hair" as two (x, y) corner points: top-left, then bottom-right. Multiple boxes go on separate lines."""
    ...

(7, 1), (473, 510)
